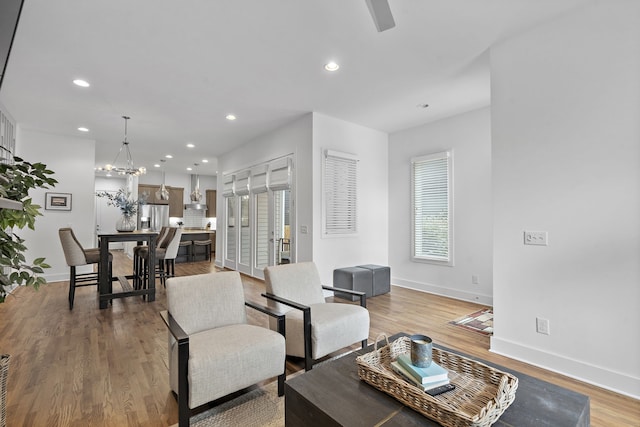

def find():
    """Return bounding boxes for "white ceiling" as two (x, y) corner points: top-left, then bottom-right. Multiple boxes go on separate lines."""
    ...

(0, 0), (587, 176)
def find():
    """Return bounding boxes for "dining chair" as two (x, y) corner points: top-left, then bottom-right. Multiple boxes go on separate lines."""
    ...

(58, 227), (112, 309)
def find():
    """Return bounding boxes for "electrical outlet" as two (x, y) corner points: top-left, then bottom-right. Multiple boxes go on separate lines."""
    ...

(300, 225), (308, 234)
(472, 275), (479, 284)
(536, 317), (550, 335)
(524, 231), (548, 246)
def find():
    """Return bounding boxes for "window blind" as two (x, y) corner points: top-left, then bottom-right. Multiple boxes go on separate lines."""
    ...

(411, 150), (453, 264)
(235, 171), (250, 196)
(323, 150), (357, 235)
(222, 174), (235, 197)
(250, 166), (268, 193)
(268, 158), (291, 191)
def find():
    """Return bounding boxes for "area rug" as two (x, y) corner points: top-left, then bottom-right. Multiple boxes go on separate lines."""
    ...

(170, 350), (357, 426)
(170, 380), (283, 427)
(449, 308), (493, 335)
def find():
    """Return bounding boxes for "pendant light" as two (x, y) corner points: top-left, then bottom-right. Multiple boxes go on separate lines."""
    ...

(155, 159), (169, 200)
(104, 116), (146, 176)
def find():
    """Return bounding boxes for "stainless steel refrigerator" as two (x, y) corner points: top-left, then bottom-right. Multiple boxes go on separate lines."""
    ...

(139, 204), (169, 231)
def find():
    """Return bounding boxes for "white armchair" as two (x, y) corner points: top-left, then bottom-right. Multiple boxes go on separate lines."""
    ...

(263, 262), (370, 371)
(162, 271), (286, 427)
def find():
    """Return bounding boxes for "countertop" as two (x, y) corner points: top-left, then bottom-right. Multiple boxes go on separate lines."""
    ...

(180, 229), (215, 234)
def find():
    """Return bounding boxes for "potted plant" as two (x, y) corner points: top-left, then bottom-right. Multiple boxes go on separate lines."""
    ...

(0, 156), (57, 302)
(0, 156), (56, 427)
(95, 188), (145, 231)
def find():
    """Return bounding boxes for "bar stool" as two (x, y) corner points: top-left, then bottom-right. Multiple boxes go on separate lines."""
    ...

(179, 240), (193, 262)
(157, 229), (183, 285)
(193, 239), (212, 262)
(135, 227), (178, 289)
(133, 226), (169, 290)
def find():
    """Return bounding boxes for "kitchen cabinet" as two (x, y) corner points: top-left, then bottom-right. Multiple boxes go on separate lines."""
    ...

(206, 190), (217, 217)
(138, 184), (168, 205)
(139, 185), (184, 217)
(168, 187), (184, 217)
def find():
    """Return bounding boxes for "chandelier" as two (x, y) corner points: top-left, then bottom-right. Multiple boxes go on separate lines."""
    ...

(104, 116), (146, 176)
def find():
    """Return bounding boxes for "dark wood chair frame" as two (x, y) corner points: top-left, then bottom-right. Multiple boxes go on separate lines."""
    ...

(160, 301), (286, 427)
(262, 285), (367, 371)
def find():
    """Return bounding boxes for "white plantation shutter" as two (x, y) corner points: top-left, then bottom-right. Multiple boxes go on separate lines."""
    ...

(412, 150), (453, 264)
(323, 150), (357, 235)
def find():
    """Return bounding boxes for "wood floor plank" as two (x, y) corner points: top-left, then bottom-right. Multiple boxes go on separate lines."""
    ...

(0, 251), (637, 426)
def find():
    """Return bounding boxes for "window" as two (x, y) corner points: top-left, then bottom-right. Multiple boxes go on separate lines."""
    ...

(411, 150), (453, 265)
(323, 150), (357, 236)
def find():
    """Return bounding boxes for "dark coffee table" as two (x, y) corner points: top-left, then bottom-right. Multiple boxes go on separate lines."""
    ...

(285, 333), (589, 426)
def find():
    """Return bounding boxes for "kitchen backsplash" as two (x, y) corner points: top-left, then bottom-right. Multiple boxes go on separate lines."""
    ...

(184, 209), (205, 228)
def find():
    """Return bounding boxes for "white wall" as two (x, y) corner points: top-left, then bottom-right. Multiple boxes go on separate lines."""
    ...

(16, 128), (97, 283)
(311, 113), (389, 284)
(491, 0), (640, 398)
(388, 107), (493, 304)
(217, 114), (313, 268)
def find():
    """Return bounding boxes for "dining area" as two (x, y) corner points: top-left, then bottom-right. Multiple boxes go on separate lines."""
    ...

(59, 225), (196, 309)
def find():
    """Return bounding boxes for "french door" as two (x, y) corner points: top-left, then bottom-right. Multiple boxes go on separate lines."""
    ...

(253, 188), (292, 279)
(223, 156), (293, 278)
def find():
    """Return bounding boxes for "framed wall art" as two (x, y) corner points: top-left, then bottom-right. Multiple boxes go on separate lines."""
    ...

(45, 192), (72, 211)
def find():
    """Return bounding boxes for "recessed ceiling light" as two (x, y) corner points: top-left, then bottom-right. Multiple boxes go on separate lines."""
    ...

(186, 143), (195, 148)
(202, 159), (209, 163)
(154, 164), (160, 168)
(165, 154), (173, 159)
(324, 61), (339, 71)
(73, 79), (90, 87)
(186, 167), (192, 171)
(226, 114), (236, 121)
(417, 103), (429, 109)
(77, 127), (89, 132)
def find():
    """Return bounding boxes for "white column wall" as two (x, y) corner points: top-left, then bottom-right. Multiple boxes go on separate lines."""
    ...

(16, 128), (97, 283)
(491, 0), (640, 398)
(311, 113), (389, 285)
(388, 107), (493, 304)
(217, 114), (313, 268)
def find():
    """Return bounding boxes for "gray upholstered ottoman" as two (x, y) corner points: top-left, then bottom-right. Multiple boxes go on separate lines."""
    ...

(357, 264), (390, 296)
(333, 267), (373, 301)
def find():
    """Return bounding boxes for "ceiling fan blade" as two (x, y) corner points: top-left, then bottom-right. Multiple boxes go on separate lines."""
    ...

(365, 0), (396, 32)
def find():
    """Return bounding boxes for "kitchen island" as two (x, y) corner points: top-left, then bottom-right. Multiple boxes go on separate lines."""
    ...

(175, 229), (215, 263)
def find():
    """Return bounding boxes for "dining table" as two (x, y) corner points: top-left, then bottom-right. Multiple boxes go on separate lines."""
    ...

(98, 230), (159, 309)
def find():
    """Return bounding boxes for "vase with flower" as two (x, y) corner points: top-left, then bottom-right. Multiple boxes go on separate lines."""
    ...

(96, 188), (145, 232)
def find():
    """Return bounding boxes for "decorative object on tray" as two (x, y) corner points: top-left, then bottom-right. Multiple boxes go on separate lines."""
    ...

(449, 308), (494, 335)
(96, 188), (146, 232)
(396, 353), (449, 384)
(355, 334), (518, 427)
(409, 334), (433, 367)
(390, 360), (452, 392)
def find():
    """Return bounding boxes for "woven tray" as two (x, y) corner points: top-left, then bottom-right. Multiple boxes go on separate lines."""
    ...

(356, 335), (518, 427)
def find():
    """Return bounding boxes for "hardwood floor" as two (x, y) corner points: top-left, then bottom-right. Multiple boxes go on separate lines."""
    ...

(0, 252), (638, 426)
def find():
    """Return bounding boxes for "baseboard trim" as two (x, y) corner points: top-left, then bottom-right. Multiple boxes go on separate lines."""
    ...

(392, 277), (493, 306)
(490, 336), (640, 399)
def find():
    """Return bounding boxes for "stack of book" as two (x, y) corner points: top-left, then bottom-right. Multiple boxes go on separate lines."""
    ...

(390, 353), (450, 391)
